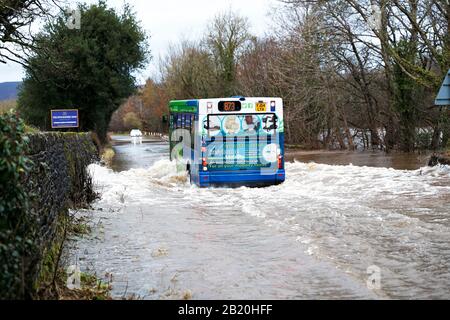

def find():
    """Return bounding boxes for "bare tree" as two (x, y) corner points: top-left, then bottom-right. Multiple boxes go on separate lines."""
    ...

(279, 0), (449, 150)
(0, 0), (64, 68)
(161, 40), (218, 99)
(205, 10), (252, 96)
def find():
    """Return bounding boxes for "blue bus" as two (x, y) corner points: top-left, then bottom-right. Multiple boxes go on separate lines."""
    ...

(169, 97), (285, 187)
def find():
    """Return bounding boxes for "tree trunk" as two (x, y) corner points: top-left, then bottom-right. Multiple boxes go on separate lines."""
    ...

(431, 126), (441, 150)
(341, 110), (355, 150)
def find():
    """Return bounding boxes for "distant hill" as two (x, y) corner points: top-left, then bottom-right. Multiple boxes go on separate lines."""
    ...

(0, 82), (21, 101)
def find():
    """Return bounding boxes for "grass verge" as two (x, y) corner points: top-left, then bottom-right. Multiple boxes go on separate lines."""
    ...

(36, 213), (112, 300)
(101, 147), (115, 167)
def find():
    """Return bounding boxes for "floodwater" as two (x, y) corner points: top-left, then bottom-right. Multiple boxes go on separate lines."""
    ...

(69, 135), (450, 300)
(286, 150), (431, 170)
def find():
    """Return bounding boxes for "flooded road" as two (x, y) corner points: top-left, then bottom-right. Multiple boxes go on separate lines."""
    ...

(69, 136), (450, 299)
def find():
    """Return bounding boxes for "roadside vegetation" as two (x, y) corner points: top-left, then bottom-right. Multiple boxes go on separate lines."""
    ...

(0, 100), (16, 114)
(0, 112), (35, 299)
(101, 147), (116, 167)
(36, 213), (112, 300)
(56, 271), (111, 300)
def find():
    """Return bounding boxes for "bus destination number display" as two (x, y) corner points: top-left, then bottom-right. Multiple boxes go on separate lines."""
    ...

(219, 101), (242, 112)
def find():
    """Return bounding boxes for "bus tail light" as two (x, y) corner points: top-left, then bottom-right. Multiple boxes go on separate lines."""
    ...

(202, 158), (208, 167)
(278, 154), (283, 169)
(271, 101), (276, 112)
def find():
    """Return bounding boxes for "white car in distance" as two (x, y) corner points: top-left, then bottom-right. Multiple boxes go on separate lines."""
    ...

(130, 129), (143, 137)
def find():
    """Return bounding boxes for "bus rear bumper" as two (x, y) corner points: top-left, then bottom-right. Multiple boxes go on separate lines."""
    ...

(197, 170), (285, 188)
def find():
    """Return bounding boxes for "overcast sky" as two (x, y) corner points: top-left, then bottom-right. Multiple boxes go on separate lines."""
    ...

(0, 0), (277, 84)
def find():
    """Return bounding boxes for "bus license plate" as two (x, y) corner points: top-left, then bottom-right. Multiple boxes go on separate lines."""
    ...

(256, 102), (266, 112)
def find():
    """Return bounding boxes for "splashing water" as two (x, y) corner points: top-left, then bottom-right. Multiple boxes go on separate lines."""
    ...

(72, 157), (450, 299)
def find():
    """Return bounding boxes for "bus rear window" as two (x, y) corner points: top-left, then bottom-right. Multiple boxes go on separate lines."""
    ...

(207, 114), (278, 137)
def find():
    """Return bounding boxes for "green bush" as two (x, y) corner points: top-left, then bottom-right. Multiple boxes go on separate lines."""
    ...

(0, 112), (36, 299)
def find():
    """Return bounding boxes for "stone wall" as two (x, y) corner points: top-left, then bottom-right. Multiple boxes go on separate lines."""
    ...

(26, 132), (99, 246)
(25, 132), (99, 296)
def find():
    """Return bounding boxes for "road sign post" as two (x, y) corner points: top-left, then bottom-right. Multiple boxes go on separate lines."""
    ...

(51, 109), (79, 129)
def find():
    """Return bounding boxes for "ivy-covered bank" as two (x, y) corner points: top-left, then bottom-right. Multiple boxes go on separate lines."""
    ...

(0, 113), (100, 299)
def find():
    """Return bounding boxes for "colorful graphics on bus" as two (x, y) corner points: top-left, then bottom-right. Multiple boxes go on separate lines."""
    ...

(204, 114), (281, 171)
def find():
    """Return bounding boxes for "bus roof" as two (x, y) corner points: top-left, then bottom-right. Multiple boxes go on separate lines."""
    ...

(169, 97), (282, 113)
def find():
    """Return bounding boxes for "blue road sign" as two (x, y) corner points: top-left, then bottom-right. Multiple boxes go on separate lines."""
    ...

(435, 69), (450, 106)
(51, 109), (79, 129)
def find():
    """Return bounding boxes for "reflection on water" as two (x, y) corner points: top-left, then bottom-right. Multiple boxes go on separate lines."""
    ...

(68, 137), (450, 299)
